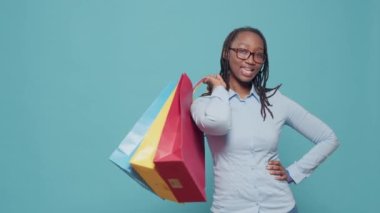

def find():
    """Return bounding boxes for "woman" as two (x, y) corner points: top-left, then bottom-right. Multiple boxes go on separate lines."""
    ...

(191, 27), (339, 213)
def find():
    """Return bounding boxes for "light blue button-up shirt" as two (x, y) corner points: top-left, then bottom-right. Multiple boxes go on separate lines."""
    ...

(191, 85), (339, 213)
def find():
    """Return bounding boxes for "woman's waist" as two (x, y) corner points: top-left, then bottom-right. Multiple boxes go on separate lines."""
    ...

(212, 151), (280, 169)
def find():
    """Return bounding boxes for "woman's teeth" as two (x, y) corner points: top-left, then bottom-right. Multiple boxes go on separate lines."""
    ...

(242, 67), (252, 72)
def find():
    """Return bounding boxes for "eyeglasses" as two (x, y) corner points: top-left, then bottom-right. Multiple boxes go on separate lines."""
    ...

(229, 48), (266, 64)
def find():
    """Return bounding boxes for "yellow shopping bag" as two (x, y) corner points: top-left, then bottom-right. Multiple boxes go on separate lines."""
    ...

(130, 85), (177, 202)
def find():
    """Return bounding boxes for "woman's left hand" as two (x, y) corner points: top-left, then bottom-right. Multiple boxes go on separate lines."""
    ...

(267, 160), (288, 181)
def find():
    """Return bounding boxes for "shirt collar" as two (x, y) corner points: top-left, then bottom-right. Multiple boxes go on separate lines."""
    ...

(228, 84), (260, 102)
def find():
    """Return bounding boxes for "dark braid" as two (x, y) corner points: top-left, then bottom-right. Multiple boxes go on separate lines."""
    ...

(219, 27), (281, 120)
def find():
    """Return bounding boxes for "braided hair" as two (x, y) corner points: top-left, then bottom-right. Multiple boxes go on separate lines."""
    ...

(220, 27), (281, 120)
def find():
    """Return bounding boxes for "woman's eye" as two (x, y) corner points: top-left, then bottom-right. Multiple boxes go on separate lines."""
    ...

(238, 49), (250, 55)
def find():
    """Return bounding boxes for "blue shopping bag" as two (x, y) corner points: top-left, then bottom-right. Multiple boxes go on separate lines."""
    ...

(109, 82), (176, 191)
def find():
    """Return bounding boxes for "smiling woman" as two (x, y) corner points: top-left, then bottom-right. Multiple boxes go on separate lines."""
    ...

(226, 31), (267, 95)
(191, 26), (340, 213)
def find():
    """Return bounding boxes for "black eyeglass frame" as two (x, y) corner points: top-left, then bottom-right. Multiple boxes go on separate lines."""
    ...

(229, 47), (266, 64)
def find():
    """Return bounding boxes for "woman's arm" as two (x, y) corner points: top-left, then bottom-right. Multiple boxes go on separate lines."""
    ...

(191, 86), (231, 136)
(284, 96), (340, 184)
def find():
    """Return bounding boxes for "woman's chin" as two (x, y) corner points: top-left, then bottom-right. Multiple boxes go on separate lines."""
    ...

(235, 76), (254, 85)
(239, 73), (256, 82)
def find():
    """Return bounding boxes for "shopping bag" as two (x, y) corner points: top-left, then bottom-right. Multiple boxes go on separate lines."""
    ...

(129, 84), (178, 202)
(109, 82), (176, 192)
(154, 73), (206, 202)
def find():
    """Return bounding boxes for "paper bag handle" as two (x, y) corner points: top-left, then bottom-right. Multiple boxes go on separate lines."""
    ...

(193, 78), (206, 95)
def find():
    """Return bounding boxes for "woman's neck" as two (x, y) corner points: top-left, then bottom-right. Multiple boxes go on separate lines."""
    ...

(229, 79), (252, 99)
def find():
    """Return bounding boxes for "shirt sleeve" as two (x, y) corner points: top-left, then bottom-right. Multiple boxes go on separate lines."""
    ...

(190, 86), (231, 136)
(284, 96), (340, 184)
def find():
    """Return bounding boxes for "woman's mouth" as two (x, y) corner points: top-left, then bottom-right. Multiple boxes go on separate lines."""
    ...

(240, 67), (255, 77)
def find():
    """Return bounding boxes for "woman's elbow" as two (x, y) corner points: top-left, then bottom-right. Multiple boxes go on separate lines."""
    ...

(333, 137), (340, 150)
(329, 132), (340, 151)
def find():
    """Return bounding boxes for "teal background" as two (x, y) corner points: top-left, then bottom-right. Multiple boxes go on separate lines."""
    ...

(1, 0), (379, 212)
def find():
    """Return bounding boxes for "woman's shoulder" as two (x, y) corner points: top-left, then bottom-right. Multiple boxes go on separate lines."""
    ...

(267, 89), (308, 115)
(267, 88), (304, 111)
(266, 88), (290, 103)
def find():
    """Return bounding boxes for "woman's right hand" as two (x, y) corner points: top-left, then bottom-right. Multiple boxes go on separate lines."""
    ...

(203, 74), (227, 93)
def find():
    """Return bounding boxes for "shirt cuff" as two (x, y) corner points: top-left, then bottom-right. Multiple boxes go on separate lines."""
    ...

(286, 163), (311, 184)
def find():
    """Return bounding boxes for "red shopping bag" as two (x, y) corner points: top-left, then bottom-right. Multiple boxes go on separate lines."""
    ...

(154, 73), (206, 202)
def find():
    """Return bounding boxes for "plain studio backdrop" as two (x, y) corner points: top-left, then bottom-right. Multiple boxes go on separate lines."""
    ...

(1, 0), (379, 212)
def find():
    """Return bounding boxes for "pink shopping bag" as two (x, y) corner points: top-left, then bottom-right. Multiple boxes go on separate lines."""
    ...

(154, 73), (206, 202)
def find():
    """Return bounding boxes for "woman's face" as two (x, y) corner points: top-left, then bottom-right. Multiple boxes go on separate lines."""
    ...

(226, 31), (265, 86)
